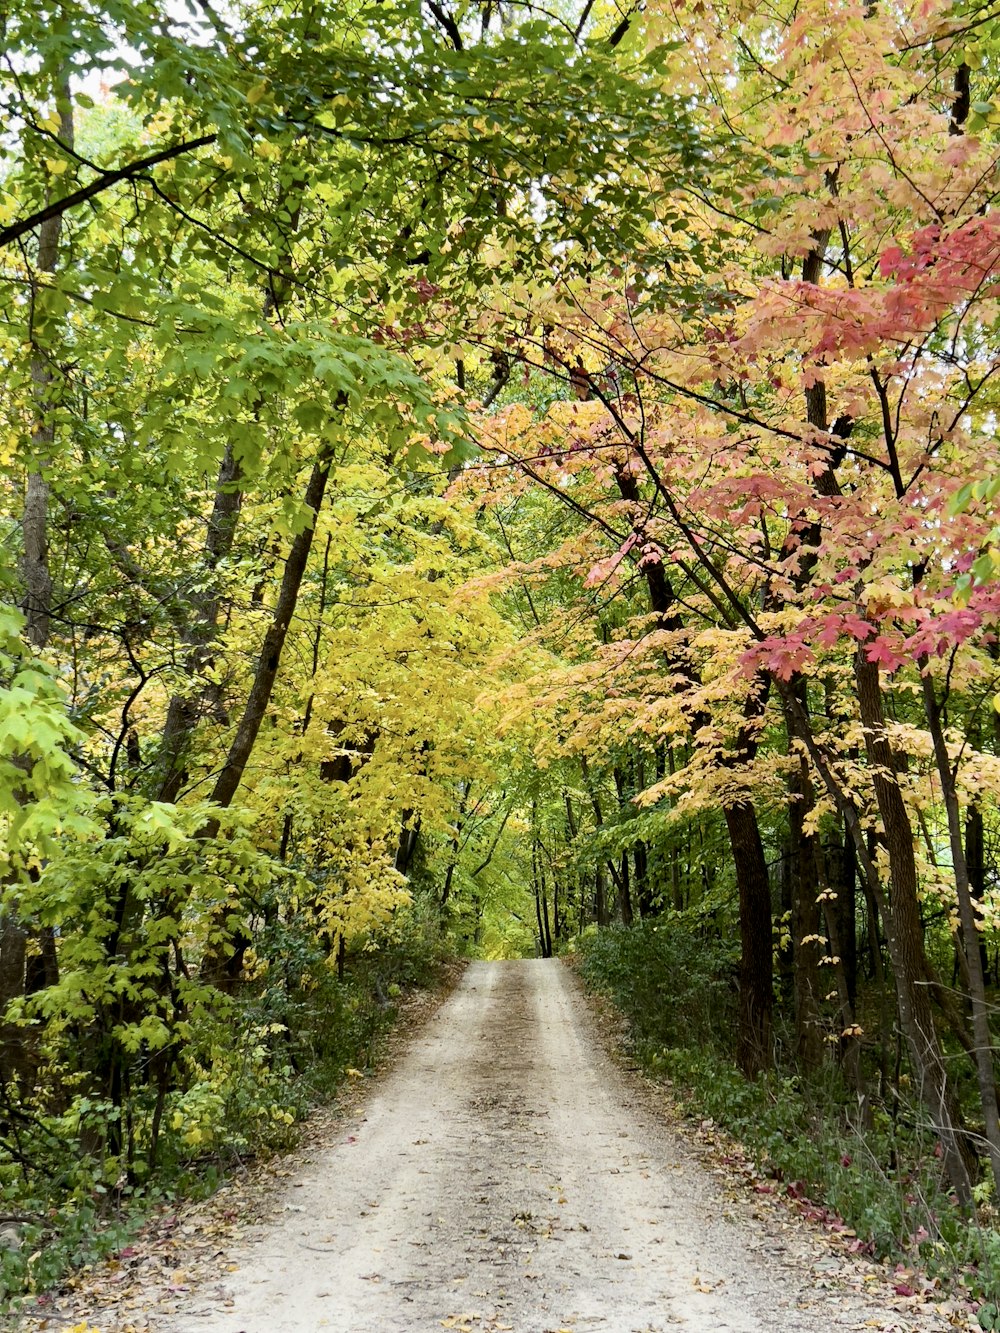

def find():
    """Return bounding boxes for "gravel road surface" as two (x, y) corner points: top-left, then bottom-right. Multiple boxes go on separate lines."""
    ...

(164, 958), (954, 1333)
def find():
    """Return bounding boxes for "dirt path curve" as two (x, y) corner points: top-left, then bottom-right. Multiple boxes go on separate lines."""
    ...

(166, 959), (954, 1333)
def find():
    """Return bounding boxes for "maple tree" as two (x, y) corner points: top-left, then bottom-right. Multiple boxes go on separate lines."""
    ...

(458, 0), (1000, 1210)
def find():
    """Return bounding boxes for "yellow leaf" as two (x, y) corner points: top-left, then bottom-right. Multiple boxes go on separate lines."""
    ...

(45, 158), (68, 175)
(247, 80), (269, 105)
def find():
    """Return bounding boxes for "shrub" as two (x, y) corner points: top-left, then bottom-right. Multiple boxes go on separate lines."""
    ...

(578, 919), (737, 1056)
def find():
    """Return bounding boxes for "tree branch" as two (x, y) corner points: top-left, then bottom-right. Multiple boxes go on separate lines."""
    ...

(0, 135), (217, 250)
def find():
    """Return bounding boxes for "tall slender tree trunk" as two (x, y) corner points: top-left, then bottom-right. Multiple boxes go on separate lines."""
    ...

(580, 754), (626, 919)
(782, 690), (823, 1073)
(718, 678), (775, 1079)
(828, 825), (858, 1007)
(20, 82), (72, 651)
(1, 82), (73, 1088)
(788, 771), (824, 1072)
(921, 670), (1000, 1195)
(852, 653), (974, 1205)
(200, 449), (334, 985)
(724, 800), (773, 1077)
(965, 802), (990, 984)
(441, 784), (472, 908)
(207, 450), (333, 820)
(532, 835), (553, 958)
(595, 864), (609, 927)
(156, 443), (244, 801)
(617, 851), (634, 927)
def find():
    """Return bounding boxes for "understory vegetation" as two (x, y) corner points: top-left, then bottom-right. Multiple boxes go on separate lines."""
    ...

(0, 903), (447, 1302)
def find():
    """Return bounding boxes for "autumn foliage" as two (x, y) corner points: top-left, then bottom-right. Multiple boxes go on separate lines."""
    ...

(3, 0), (1000, 1301)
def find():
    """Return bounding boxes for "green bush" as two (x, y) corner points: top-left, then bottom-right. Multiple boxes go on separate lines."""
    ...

(0, 898), (451, 1308)
(578, 919), (738, 1056)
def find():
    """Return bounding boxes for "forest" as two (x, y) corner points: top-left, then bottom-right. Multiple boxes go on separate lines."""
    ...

(4, 0), (1000, 1312)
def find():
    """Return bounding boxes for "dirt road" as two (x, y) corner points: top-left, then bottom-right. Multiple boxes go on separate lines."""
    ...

(166, 959), (953, 1333)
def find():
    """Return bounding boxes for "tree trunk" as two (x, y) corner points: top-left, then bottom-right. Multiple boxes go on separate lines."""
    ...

(0, 922), (26, 1088)
(156, 442), (244, 802)
(828, 825), (858, 1007)
(853, 652), (974, 1205)
(199, 450), (333, 986)
(580, 754), (626, 921)
(395, 819), (421, 876)
(965, 802), (990, 984)
(595, 864), (609, 927)
(21, 84), (72, 649)
(783, 688), (824, 1073)
(1, 82), (73, 1090)
(633, 839), (650, 917)
(724, 800), (773, 1078)
(921, 670), (1000, 1195)
(440, 783), (474, 908)
(532, 838), (553, 958)
(617, 850), (634, 927)
(788, 768), (824, 1073)
(207, 450), (332, 819)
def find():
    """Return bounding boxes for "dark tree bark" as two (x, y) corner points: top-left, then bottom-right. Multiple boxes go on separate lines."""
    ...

(440, 784), (473, 908)
(206, 451), (332, 821)
(395, 820), (421, 876)
(633, 838), (650, 917)
(580, 754), (626, 918)
(617, 850), (634, 927)
(781, 687), (823, 1073)
(852, 653), (974, 1204)
(532, 837), (553, 958)
(921, 670), (1000, 1194)
(724, 799), (773, 1077)
(965, 802), (990, 984)
(787, 761), (824, 1072)
(595, 863), (609, 927)
(816, 846), (865, 1105)
(156, 443), (243, 802)
(827, 825), (858, 1007)
(199, 450), (333, 986)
